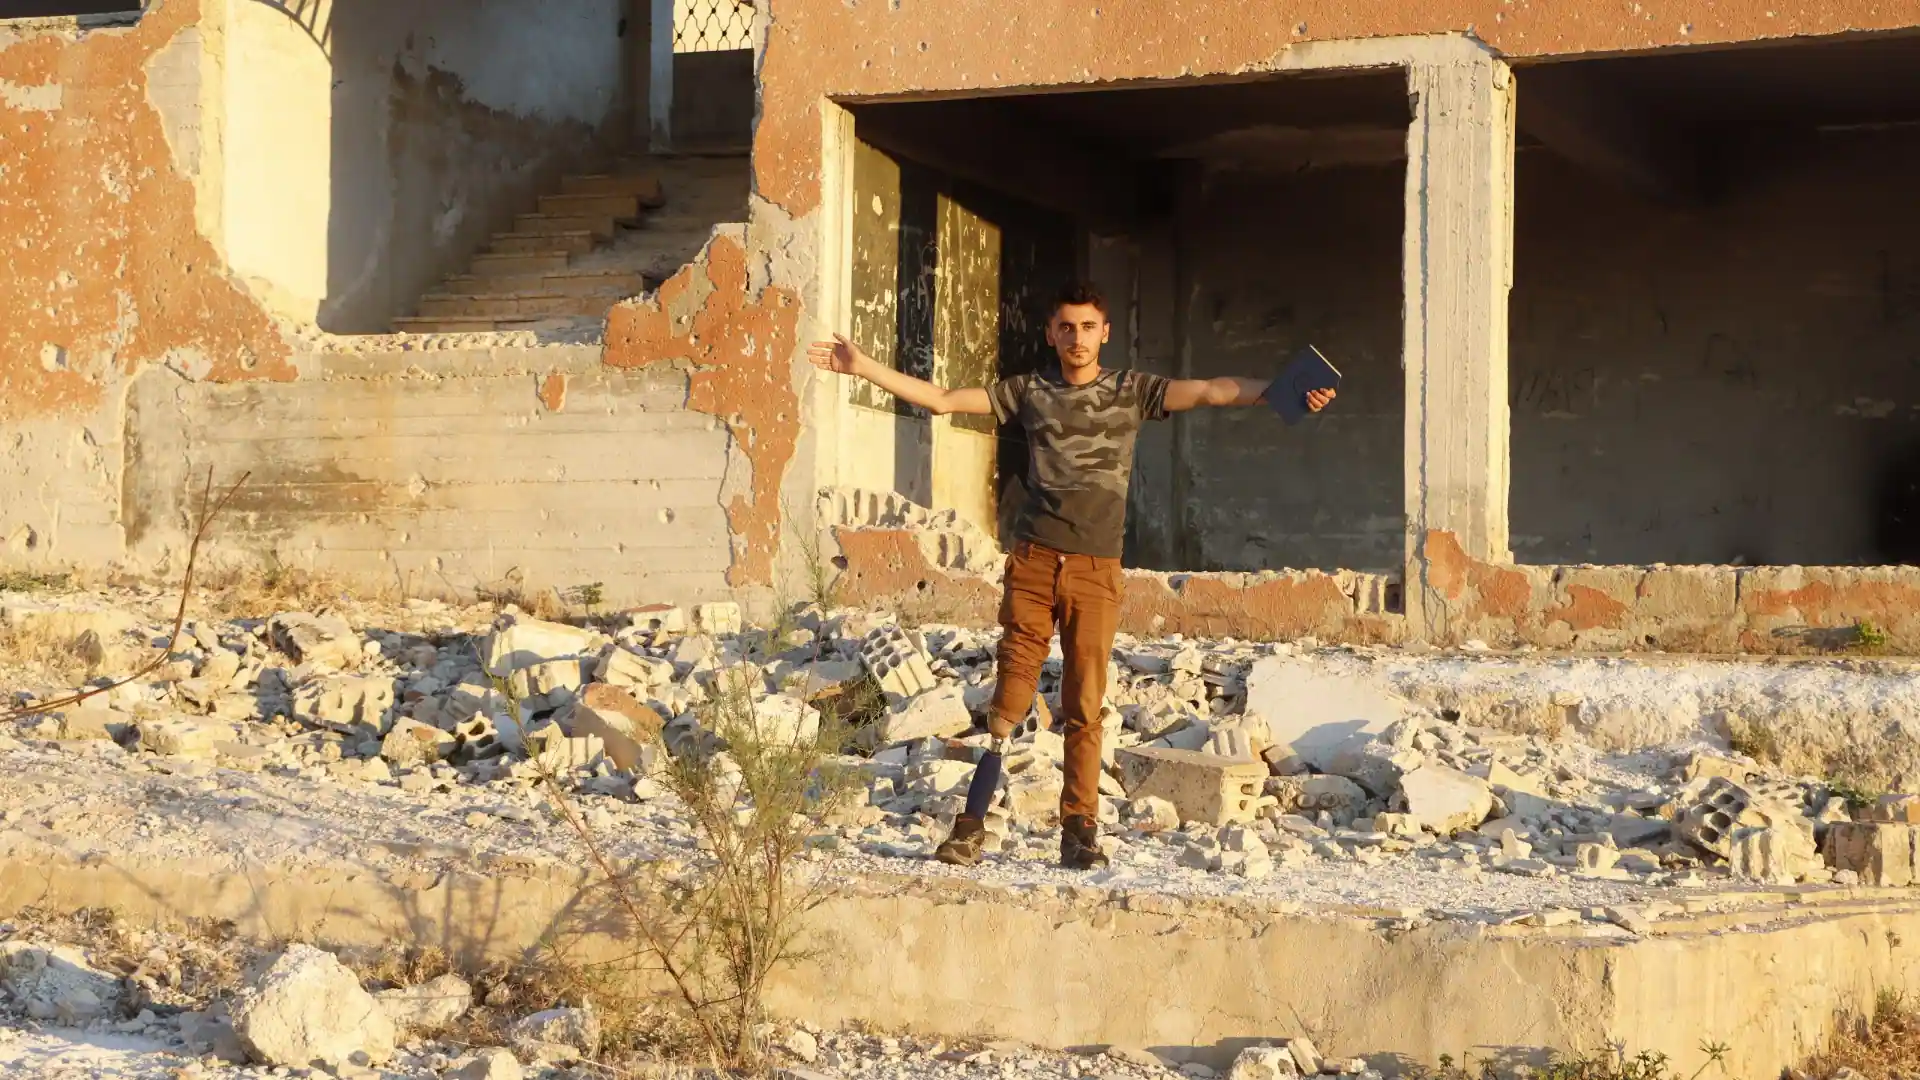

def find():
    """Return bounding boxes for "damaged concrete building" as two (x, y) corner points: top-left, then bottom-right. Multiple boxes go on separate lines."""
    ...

(6, 0), (1920, 651)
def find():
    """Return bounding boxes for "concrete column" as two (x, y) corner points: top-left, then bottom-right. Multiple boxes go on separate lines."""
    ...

(648, 0), (674, 151)
(1402, 46), (1516, 627)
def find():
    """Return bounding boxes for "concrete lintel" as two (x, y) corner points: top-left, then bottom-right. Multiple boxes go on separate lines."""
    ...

(1269, 31), (1500, 74)
(1400, 46), (1516, 638)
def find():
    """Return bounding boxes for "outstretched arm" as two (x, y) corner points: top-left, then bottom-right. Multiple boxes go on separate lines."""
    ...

(808, 334), (992, 416)
(1164, 377), (1336, 413)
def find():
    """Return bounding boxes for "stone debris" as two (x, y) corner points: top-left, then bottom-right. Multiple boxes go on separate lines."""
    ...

(876, 684), (975, 744)
(507, 1005), (600, 1061)
(0, 941), (120, 1023)
(230, 943), (397, 1066)
(375, 973), (473, 1032)
(572, 683), (666, 771)
(1117, 747), (1273, 826)
(450, 1046), (525, 1080)
(269, 611), (362, 670)
(1824, 822), (1917, 887)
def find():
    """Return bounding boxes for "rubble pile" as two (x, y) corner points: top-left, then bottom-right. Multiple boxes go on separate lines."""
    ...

(1, 588), (1914, 903)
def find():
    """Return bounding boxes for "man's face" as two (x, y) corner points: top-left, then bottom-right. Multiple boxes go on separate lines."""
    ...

(1045, 302), (1110, 371)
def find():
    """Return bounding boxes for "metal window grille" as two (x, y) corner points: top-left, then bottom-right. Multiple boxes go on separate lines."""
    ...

(673, 0), (758, 52)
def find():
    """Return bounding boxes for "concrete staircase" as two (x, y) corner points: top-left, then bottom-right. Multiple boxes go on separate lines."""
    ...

(391, 154), (751, 334)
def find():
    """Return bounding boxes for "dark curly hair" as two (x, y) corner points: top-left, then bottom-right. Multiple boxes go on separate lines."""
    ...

(1050, 281), (1108, 321)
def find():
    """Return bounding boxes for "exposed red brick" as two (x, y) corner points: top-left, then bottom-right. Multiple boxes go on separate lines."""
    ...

(1546, 584), (1630, 632)
(1469, 564), (1532, 620)
(537, 372), (567, 412)
(0, 0), (291, 422)
(604, 234), (801, 588)
(832, 527), (1400, 642)
(1423, 530), (1471, 602)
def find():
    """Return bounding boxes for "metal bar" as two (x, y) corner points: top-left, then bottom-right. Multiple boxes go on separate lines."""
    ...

(649, 0), (674, 151)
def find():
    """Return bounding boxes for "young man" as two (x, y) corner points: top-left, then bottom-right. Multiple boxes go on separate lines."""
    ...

(808, 282), (1335, 869)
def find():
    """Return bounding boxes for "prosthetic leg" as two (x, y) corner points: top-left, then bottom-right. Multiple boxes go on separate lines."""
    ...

(933, 733), (1008, 866)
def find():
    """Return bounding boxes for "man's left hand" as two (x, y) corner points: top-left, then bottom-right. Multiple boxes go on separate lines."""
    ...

(1305, 388), (1337, 413)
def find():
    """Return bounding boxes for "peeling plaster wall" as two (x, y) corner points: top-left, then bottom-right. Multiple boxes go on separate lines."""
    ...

(0, 0), (295, 573)
(222, 0), (625, 332)
(1510, 129), (1920, 567)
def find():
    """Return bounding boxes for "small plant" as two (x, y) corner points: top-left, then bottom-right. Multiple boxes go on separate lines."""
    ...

(1804, 986), (1920, 1080)
(1854, 619), (1890, 651)
(1726, 720), (1781, 767)
(1826, 776), (1883, 815)
(560, 582), (605, 616)
(519, 664), (860, 1067)
(1415, 1043), (1728, 1080)
(0, 570), (72, 593)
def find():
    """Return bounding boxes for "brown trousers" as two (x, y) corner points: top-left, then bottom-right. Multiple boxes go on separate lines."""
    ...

(987, 540), (1123, 822)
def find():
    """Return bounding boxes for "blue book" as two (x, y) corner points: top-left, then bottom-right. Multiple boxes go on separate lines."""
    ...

(1267, 345), (1341, 426)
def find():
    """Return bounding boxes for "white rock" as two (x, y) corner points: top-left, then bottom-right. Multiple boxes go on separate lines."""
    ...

(1229, 1045), (1300, 1080)
(374, 973), (472, 1032)
(136, 716), (225, 757)
(508, 1006), (600, 1060)
(1400, 765), (1494, 835)
(694, 601), (743, 636)
(1286, 1036), (1323, 1075)
(786, 1028), (821, 1063)
(230, 944), (396, 1066)
(1122, 796), (1180, 833)
(595, 647), (675, 689)
(450, 1047), (523, 1080)
(269, 612), (361, 670)
(745, 694), (821, 747)
(0, 942), (120, 1023)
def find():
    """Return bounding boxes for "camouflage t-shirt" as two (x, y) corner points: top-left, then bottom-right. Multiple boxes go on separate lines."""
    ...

(989, 367), (1172, 558)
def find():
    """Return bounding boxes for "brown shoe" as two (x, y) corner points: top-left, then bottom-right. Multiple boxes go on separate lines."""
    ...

(1060, 815), (1109, 870)
(935, 815), (989, 866)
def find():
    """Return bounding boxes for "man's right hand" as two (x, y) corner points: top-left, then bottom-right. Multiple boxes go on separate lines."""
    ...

(807, 333), (868, 377)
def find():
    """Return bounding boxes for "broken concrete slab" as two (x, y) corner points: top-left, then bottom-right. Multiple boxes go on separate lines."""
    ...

(483, 617), (601, 680)
(299, 676), (396, 737)
(1116, 746), (1272, 827)
(1400, 765), (1494, 835)
(875, 684), (974, 745)
(508, 1005), (600, 1061)
(572, 684), (665, 772)
(1242, 656), (1408, 771)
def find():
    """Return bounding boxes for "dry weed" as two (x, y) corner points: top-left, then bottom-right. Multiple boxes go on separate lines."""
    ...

(1, 906), (252, 1014)
(1803, 991), (1920, 1080)
(0, 620), (105, 688)
(196, 558), (358, 620)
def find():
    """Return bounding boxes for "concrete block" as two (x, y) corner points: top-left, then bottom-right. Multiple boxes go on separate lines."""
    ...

(745, 694), (820, 747)
(876, 684), (974, 745)
(595, 647), (674, 690)
(1243, 657), (1407, 770)
(572, 684), (665, 773)
(54, 707), (130, 741)
(1575, 843), (1619, 872)
(1122, 796), (1180, 833)
(1116, 747), (1271, 827)
(1870, 794), (1920, 824)
(299, 676), (397, 737)
(381, 718), (454, 767)
(1728, 821), (1818, 885)
(1825, 822), (1916, 887)
(527, 727), (605, 772)
(693, 602), (743, 636)
(1676, 777), (1794, 858)
(1682, 752), (1751, 783)
(625, 605), (686, 635)
(1634, 567), (1738, 620)
(451, 715), (505, 761)
(858, 625), (938, 701)
(136, 716), (224, 757)
(268, 612), (361, 670)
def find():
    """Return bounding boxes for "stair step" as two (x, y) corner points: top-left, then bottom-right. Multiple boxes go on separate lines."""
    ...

(562, 172), (667, 207)
(492, 230), (594, 256)
(446, 270), (647, 296)
(539, 192), (642, 220)
(416, 292), (617, 318)
(469, 251), (570, 275)
(515, 213), (618, 239)
(391, 316), (544, 333)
